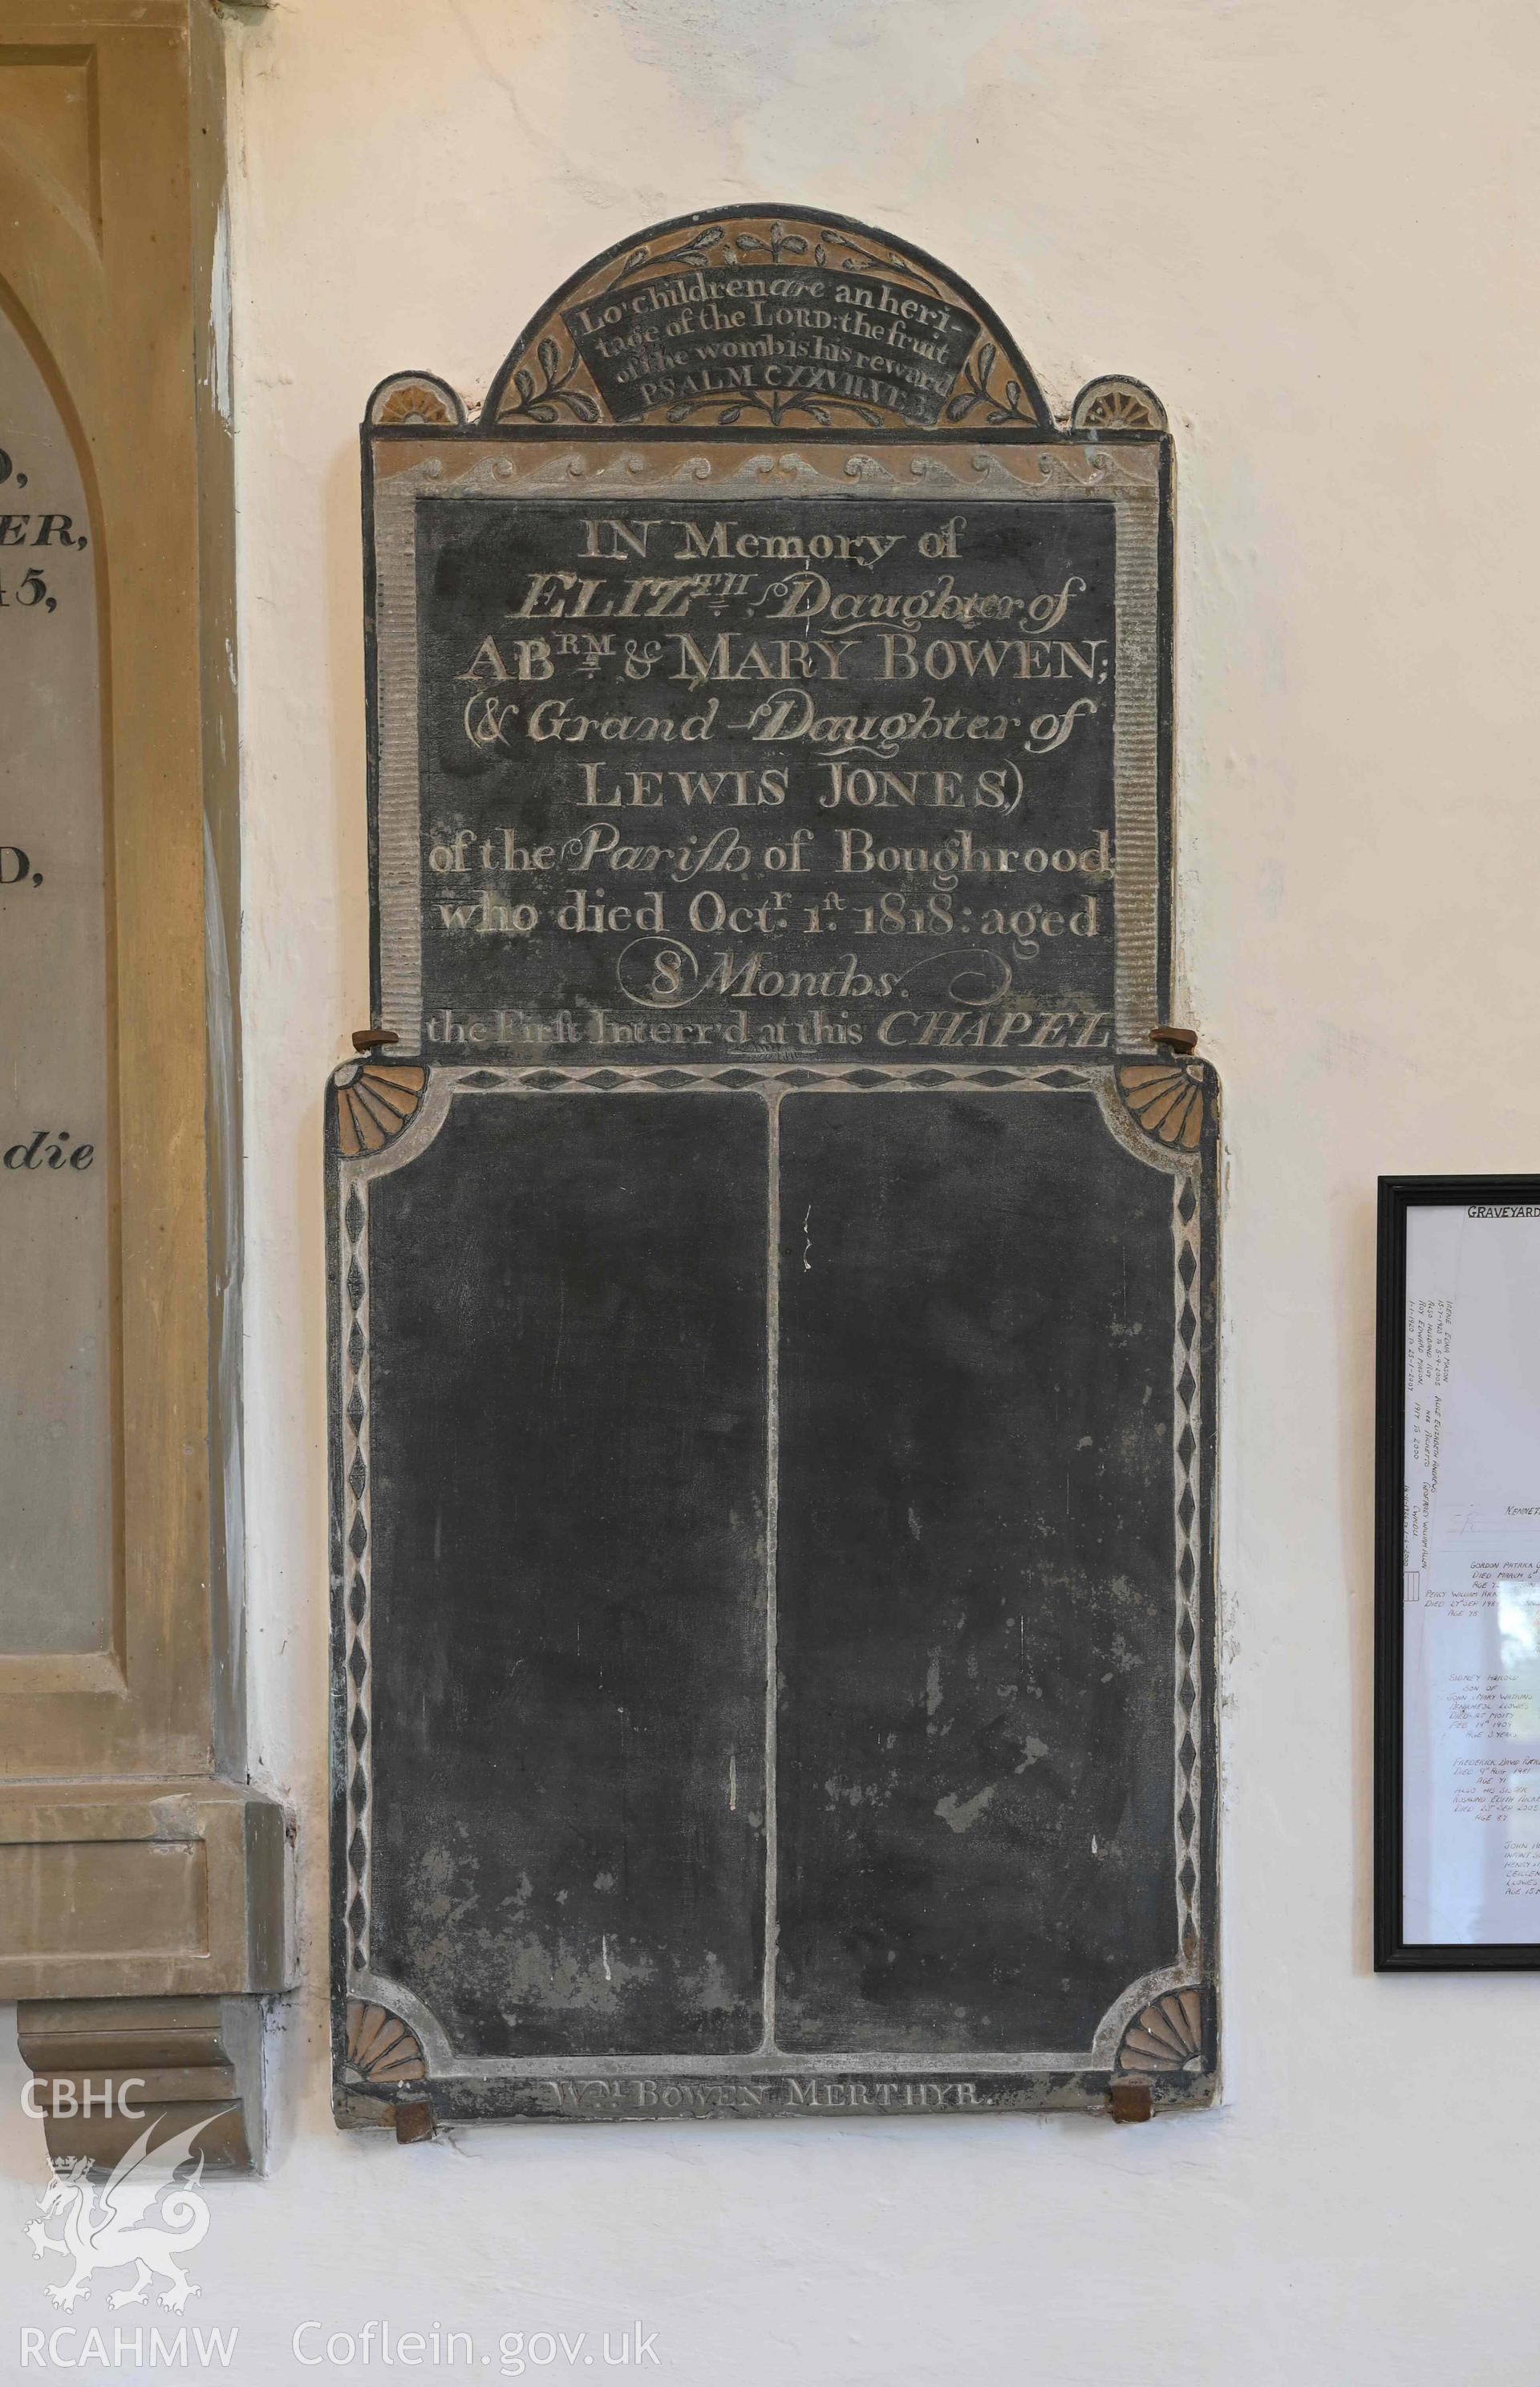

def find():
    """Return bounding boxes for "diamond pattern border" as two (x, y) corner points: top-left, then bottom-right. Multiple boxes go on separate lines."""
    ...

(341, 1177), (373, 1976)
(438, 1060), (1101, 1096)
(1172, 1170), (1203, 1967)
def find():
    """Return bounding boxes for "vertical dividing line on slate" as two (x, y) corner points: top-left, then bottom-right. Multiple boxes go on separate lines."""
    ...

(760, 1087), (782, 2053)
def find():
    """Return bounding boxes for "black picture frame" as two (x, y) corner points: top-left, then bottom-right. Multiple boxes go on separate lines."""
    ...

(1375, 1173), (1540, 1970)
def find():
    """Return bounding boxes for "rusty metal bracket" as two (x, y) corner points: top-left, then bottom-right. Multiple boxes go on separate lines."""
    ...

(392, 2097), (435, 2145)
(1108, 2080), (1153, 2123)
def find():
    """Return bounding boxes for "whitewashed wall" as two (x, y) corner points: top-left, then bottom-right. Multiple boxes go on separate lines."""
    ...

(6, 2), (1539, 2379)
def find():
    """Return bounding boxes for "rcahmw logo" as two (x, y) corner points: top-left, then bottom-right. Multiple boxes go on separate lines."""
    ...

(20, 2324), (237, 2371)
(22, 2109), (226, 2345)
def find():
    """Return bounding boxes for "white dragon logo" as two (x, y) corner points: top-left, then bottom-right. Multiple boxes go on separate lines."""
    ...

(25, 2116), (212, 2312)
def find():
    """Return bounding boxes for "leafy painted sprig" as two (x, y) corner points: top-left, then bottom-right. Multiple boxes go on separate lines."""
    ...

(499, 336), (599, 424)
(659, 389), (886, 431)
(606, 226), (727, 290)
(942, 339), (1039, 427)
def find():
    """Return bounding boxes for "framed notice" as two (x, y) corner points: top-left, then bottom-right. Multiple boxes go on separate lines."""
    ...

(1376, 1177), (1540, 1968)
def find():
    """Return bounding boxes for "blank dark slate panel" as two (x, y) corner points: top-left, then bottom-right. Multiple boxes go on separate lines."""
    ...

(775, 1091), (1177, 2052)
(365, 1090), (769, 2057)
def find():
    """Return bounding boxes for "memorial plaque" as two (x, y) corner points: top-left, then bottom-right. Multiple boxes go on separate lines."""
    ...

(404, 484), (1125, 1065)
(331, 212), (1218, 2126)
(0, 297), (115, 1656)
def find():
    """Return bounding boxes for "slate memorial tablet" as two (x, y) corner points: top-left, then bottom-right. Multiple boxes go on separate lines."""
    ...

(329, 210), (1220, 2126)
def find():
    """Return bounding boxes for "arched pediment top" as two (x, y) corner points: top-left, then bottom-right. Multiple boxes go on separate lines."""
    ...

(472, 207), (1054, 436)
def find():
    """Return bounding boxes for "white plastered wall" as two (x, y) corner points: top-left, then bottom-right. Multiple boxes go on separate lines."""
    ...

(5, 2), (1539, 2379)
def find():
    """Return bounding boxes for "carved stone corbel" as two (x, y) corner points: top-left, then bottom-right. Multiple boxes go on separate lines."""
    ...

(16, 1997), (269, 2175)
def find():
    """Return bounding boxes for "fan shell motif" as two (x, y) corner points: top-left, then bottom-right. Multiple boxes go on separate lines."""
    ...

(1117, 1987), (1205, 2075)
(1072, 375), (1168, 433)
(334, 1061), (426, 1157)
(343, 2000), (427, 2085)
(1116, 1060), (1206, 1150)
(373, 379), (457, 427)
